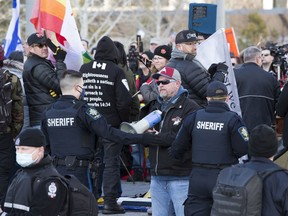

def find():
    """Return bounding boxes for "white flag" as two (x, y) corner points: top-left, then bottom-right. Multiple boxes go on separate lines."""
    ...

(195, 29), (241, 116)
(3, 0), (23, 58)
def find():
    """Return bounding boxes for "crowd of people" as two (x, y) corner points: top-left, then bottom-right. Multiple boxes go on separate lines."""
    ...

(0, 27), (288, 216)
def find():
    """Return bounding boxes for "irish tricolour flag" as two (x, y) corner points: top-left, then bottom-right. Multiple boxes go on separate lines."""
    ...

(30, 0), (87, 70)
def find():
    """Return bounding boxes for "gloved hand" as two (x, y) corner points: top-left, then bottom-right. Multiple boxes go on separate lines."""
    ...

(208, 62), (229, 78)
(208, 63), (218, 76)
(216, 62), (228, 74)
(53, 47), (67, 62)
(43, 30), (57, 53)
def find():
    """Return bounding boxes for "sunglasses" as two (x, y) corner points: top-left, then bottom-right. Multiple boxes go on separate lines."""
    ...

(156, 79), (176, 86)
(32, 43), (47, 48)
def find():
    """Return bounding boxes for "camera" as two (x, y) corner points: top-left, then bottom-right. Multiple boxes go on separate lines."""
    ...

(127, 35), (146, 73)
(265, 43), (288, 81)
(138, 55), (152, 68)
(127, 45), (139, 73)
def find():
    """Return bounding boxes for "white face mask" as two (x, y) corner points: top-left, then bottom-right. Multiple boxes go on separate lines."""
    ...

(16, 149), (38, 167)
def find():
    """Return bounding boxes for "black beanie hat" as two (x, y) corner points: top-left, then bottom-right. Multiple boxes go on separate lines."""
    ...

(154, 45), (172, 60)
(248, 124), (278, 158)
(142, 51), (154, 60)
(15, 128), (46, 147)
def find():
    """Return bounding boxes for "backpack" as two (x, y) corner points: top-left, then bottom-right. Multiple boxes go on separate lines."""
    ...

(34, 173), (98, 216)
(211, 165), (284, 216)
(62, 174), (98, 216)
(0, 69), (12, 132)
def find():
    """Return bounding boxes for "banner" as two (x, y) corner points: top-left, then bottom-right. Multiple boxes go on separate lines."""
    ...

(3, 0), (23, 58)
(30, 0), (85, 70)
(195, 29), (242, 116)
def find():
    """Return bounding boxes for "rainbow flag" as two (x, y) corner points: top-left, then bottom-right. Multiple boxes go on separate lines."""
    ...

(30, 0), (86, 70)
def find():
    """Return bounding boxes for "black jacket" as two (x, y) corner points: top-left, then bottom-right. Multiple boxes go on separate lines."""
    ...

(171, 101), (248, 165)
(2, 155), (68, 216)
(23, 54), (66, 126)
(276, 82), (288, 147)
(140, 89), (200, 176)
(234, 62), (280, 132)
(80, 36), (132, 127)
(244, 157), (288, 216)
(42, 95), (146, 152)
(167, 49), (226, 107)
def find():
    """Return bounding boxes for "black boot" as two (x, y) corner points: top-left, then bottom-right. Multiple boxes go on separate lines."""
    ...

(127, 168), (143, 182)
(103, 200), (125, 214)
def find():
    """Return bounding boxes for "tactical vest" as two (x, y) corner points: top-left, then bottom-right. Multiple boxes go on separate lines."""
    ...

(44, 102), (96, 160)
(192, 109), (238, 165)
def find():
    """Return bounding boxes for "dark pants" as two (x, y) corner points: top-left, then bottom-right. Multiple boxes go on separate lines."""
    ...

(0, 133), (17, 203)
(56, 164), (101, 198)
(102, 138), (123, 204)
(184, 167), (220, 216)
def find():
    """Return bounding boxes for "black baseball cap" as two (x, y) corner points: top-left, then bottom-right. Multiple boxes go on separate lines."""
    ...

(207, 81), (228, 97)
(175, 30), (197, 44)
(27, 33), (46, 46)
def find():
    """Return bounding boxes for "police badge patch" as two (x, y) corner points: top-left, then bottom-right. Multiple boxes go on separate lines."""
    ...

(47, 182), (57, 198)
(238, 126), (249, 141)
(86, 107), (101, 120)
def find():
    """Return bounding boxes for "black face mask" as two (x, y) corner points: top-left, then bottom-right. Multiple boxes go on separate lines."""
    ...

(76, 85), (85, 100)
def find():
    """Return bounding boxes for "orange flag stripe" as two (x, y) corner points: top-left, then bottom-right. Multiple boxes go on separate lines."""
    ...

(39, 0), (65, 21)
(225, 27), (239, 58)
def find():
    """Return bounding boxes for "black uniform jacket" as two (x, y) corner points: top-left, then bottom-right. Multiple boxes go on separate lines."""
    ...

(2, 155), (68, 216)
(171, 101), (248, 165)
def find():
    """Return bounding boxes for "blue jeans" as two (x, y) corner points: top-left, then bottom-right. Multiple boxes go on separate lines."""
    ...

(131, 144), (144, 168)
(151, 176), (189, 216)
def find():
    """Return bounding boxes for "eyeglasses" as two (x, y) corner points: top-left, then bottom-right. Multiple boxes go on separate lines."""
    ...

(156, 79), (176, 86)
(32, 44), (47, 48)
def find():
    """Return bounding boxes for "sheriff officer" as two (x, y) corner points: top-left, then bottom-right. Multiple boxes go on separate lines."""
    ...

(41, 70), (146, 197)
(170, 81), (249, 215)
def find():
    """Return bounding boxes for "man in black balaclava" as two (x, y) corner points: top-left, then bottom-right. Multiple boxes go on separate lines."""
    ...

(80, 36), (132, 214)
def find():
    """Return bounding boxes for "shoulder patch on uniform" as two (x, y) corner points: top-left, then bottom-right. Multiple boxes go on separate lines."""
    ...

(47, 182), (57, 198)
(238, 126), (249, 141)
(86, 107), (101, 120)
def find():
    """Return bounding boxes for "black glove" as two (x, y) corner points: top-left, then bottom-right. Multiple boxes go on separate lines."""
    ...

(53, 47), (67, 62)
(208, 63), (218, 76)
(43, 30), (58, 53)
(46, 38), (57, 53)
(216, 63), (228, 74)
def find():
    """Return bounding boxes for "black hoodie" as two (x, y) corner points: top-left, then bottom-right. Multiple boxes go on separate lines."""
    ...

(80, 36), (132, 126)
(94, 36), (118, 63)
